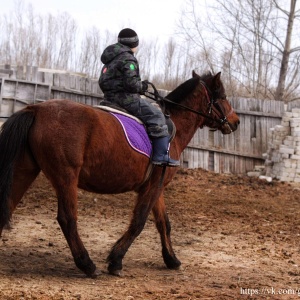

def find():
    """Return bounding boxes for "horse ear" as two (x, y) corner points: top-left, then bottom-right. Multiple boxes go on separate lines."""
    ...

(192, 70), (199, 78)
(214, 72), (221, 81)
(212, 72), (221, 87)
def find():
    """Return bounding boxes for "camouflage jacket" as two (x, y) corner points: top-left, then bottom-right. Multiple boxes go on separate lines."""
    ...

(99, 43), (144, 106)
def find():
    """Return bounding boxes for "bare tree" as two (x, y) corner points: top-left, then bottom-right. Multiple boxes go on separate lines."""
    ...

(176, 0), (300, 101)
(274, 0), (300, 102)
(78, 27), (103, 78)
(0, 1), (79, 71)
(136, 38), (160, 81)
(177, 0), (216, 73)
(163, 38), (177, 85)
(0, 0), (187, 90)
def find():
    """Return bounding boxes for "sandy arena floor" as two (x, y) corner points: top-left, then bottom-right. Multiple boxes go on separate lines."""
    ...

(1, 168), (300, 299)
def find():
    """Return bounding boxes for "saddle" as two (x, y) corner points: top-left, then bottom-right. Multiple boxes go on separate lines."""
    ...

(94, 100), (176, 158)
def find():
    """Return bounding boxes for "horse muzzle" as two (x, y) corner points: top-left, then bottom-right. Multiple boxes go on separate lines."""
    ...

(221, 118), (239, 134)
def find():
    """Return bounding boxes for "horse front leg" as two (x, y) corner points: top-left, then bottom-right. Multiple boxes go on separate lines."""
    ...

(54, 179), (97, 277)
(152, 194), (181, 269)
(107, 186), (161, 276)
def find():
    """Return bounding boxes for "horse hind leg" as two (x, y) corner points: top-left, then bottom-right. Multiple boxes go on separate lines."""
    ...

(10, 167), (41, 213)
(0, 152), (40, 236)
(152, 194), (181, 269)
(51, 172), (98, 277)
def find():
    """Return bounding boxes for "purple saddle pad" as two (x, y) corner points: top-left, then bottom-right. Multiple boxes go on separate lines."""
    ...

(110, 112), (152, 157)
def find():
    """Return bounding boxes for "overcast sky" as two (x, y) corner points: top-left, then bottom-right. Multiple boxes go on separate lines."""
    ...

(1, 0), (188, 43)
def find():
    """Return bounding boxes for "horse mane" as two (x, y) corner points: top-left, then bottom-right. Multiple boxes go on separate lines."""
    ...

(166, 71), (213, 104)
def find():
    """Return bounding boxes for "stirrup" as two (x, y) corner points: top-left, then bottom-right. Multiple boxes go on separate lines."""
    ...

(152, 161), (179, 168)
(152, 155), (180, 168)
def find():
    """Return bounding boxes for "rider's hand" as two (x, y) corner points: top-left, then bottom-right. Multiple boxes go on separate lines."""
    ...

(141, 80), (149, 92)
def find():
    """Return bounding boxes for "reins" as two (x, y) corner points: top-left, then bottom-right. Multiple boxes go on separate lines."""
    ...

(144, 81), (229, 125)
(144, 80), (230, 188)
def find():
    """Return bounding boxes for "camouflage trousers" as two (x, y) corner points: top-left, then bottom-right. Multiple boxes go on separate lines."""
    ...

(110, 97), (169, 139)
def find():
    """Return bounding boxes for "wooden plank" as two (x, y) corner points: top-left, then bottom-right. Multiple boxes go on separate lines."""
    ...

(84, 78), (91, 94)
(187, 144), (264, 160)
(32, 66), (38, 82)
(92, 81), (99, 94)
(36, 84), (51, 101)
(53, 73), (60, 87)
(1, 99), (14, 116)
(59, 73), (67, 89)
(16, 66), (24, 80)
(16, 82), (35, 104)
(0, 79), (3, 114)
(2, 80), (17, 98)
(75, 76), (81, 90)
(64, 74), (70, 90)
(44, 72), (53, 85)
(70, 75), (76, 90)
(36, 71), (44, 83)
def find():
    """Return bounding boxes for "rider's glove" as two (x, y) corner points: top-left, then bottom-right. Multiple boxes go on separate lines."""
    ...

(141, 80), (149, 92)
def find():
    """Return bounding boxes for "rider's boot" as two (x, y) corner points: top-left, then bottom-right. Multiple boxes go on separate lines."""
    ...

(151, 136), (180, 167)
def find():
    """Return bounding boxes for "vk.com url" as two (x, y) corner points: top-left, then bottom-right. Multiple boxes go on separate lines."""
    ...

(240, 287), (300, 297)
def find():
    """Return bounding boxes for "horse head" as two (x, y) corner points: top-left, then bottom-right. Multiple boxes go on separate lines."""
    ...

(192, 70), (240, 134)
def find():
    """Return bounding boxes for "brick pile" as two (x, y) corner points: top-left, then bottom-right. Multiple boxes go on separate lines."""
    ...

(265, 108), (300, 182)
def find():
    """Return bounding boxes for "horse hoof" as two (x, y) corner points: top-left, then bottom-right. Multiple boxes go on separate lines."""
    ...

(109, 269), (123, 277)
(88, 268), (102, 278)
(166, 258), (182, 270)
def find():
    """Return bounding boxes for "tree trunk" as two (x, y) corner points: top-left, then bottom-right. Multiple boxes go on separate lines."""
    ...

(275, 0), (296, 102)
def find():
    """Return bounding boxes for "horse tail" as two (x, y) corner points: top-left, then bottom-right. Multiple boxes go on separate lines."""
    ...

(0, 108), (35, 230)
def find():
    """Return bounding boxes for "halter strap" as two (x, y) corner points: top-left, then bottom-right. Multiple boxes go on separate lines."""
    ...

(199, 81), (232, 124)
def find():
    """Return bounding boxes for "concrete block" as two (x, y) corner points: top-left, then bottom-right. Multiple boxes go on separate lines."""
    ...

(247, 171), (261, 177)
(259, 175), (272, 182)
(279, 145), (294, 154)
(291, 154), (300, 160)
(290, 118), (300, 126)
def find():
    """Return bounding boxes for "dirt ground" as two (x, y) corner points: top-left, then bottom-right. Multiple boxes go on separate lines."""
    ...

(1, 168), (300, 300)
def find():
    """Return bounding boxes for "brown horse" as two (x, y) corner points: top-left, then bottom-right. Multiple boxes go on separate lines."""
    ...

(0, 71), (239, 277)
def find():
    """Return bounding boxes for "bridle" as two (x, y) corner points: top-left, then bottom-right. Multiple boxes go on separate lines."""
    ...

(201, 81), (234, 126)
(145, 81), (232, 126)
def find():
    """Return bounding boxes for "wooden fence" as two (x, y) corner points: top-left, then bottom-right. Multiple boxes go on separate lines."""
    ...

(181, 98), (285, 173)
(0, 65), (102, 119)
(0, 65), (291, 174)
